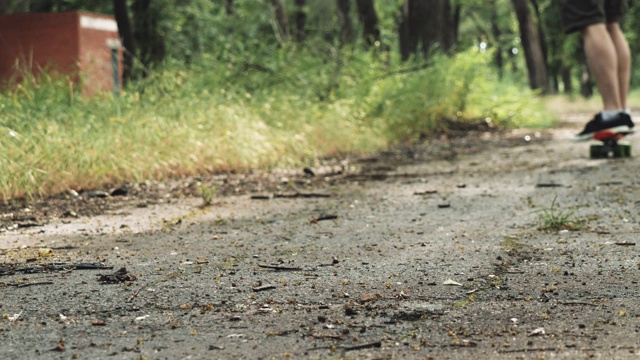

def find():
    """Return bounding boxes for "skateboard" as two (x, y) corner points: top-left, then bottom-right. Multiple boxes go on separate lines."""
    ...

(589, 130), (634, 159)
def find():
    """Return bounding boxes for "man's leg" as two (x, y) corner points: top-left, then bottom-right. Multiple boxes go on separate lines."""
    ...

(582, 23), (622, 111)
(606, 22), (631, 110)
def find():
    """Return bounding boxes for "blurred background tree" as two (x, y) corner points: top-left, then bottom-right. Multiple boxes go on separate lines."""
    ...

(1, 0), (639, 95)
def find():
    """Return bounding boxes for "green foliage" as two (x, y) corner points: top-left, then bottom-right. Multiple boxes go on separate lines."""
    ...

(0, 0), (560, 201)
(536, 196), (580, 232)
(373, 48), (554, 140)
(0, 43), (551, 201)
(623, 3), (640, 85)
(199, 184), (217, 206)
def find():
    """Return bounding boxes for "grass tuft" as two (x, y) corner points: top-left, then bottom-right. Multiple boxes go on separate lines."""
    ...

(199, 184), (217, 207)
(536, 196), (581, 231)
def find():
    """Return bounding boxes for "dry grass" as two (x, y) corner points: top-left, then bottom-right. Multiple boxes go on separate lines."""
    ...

(0, 50), (552, 202)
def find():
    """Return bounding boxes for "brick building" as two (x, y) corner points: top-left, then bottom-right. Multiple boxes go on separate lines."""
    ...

(0, 11), (122, 96)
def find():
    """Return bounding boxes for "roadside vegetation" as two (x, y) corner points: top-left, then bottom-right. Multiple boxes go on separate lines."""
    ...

(0, 0), (575, 202)
(0, 47), (553, 201)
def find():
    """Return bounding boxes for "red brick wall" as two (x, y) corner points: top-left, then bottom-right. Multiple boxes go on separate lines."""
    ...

(78, 12), (122, 96)
(0, 11), (121, 96)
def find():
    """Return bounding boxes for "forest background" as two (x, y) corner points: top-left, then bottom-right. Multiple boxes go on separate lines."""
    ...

(1, 0), (639, 201)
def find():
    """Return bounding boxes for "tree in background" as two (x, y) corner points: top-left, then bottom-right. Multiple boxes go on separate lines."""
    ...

(132, 0), (165, 70)
(488, 2), (505, 77)
(269, 0), (289, 41)
(511, 0), (548, 92)
(113, 0), (135, 85)
(336, 0), (355, 45)
(225, 0), (234, 15)
(4, 0), (640, 98)
(536, 0), (576, 94)
(441, 0), (460, 52)
(399, 0), (458, 61)
(623, 0), (640, 86)
(355, 0), (381, 48)
(293, 0), (307, 42)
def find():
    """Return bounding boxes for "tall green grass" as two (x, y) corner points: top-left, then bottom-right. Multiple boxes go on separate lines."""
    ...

(0, 47), (553, 201)
(375, 50), (556, 138)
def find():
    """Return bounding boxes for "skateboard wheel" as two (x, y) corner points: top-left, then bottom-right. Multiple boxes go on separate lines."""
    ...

(590, 144), (608, 159)
(613, 144), (631, 158)
(590, 144), (632, 158)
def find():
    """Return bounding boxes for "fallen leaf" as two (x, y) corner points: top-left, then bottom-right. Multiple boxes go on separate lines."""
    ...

(443, 279), (462, 286)
(8, 311), (22, 322)
(135, 315), (149, 321)
(359, 294), (379, 303)
(51, 340), (65, 352)
(529, 327), (545, 336)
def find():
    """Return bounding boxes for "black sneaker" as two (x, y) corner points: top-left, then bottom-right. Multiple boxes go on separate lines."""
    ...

(574, 112), (633, 141)
(623, 112), (635, 129)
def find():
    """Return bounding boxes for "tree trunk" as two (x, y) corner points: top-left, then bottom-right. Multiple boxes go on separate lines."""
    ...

(399, 0), (458, 60)
(113, 0), (135, 85)
(577, 43), (592, 97)
(451, 4), (461, 49)
(29, 0), (54, 12)
(511, 0), (548, 92)
(294, 0), (307, 42)
(355, 0), (381, 47)
(269, 0), (289, 40)
(490, 4), (504, 78)
(225, 0), (234, 15)
(440, 0), (458, 52)
(580, 64), (593, 97)
(421, 0), (442, 57)
(132, 0), (166, 70)
(399, 0), (427, 60)
(561, 65), (572, 94)
(531, 0), (560, 93)
(530, 0), (549, 81)
(336, 0), (355, 45)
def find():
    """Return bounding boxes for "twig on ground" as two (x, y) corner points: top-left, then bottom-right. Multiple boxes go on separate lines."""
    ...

(252, 284), (276, 292)
(127, 285), (144, 302)
(307, 339), (383, 352)
(258, 264), (302, 271)
(275, 192), (331, 199)
(498, 347), (558, 354)
(342, 340), (382, 352)
(312, 333), (343, 340)
(557, 301), (598, 307)
(536, 183), (563, 188)
(310, 214), (338, 223)
(8, 281), (54, 288)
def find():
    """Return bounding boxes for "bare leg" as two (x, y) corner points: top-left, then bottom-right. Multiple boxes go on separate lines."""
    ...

(582, 23), (621, 110)
(606, 22), (631, 110)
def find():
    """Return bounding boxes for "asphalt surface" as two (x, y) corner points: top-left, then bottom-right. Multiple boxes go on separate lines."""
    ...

(1, 114), (640, 359)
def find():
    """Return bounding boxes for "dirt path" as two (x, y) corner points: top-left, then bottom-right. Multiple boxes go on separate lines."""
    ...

(1, 114), (640, 359)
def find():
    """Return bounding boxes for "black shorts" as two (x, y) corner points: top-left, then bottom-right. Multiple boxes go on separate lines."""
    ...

(557, 0), (628, 34)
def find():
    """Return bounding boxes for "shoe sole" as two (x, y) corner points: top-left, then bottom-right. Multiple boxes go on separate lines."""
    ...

(574, 125), (632, 142)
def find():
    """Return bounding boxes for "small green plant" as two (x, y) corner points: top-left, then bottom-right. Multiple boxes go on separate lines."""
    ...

(199, 184), (217, 206)
(536, 196), (580, 231)
(502, 235), (523, 251)
(454, 294), (476, 308)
